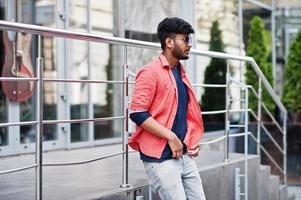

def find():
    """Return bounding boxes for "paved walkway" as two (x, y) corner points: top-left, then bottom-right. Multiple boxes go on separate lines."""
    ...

(288, 186), (301, 200)
(0, 143), (250, 200)
(0, 143), (299, 200)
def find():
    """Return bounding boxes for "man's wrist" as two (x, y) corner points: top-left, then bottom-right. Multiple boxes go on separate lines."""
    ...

(166, 131), (175, 141)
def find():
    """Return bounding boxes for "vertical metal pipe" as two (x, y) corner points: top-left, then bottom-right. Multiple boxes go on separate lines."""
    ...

(271, 0), (276, 89)
(235, 168), (241, 200)
(35, 34), (44, 200)
(87, 0), (93, 146)
(244, 87), (249, 200)
(121, 45), (130, 188)
(224, 60), (230, 162)
(238, 0), (243, 83)
(257, 79), (262, 158)
(283, 113), (287, 185)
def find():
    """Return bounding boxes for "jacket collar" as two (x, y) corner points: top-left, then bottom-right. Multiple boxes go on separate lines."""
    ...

(159, 53), (186, 71)
(159, 53), (170, 68)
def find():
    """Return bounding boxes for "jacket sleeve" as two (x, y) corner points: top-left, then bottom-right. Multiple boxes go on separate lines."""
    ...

(130, 66), (157, 112)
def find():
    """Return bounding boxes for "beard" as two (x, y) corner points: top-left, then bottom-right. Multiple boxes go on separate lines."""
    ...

(172, 44), (189, 60)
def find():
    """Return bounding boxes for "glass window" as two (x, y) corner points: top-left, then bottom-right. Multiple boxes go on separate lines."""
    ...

(69, 0), (89, 142)
(0, 1), (8, 146)
(19, 0), (57, 144)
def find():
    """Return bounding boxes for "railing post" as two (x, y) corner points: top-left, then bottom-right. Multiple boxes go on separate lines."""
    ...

(257, 78), (262, 158)
(121, 45), (130, 188)
(283, 113), (287, 185)
(35, 34), (44, 200)
(224, 60), (230, 162)
(244, 86), (249, 200)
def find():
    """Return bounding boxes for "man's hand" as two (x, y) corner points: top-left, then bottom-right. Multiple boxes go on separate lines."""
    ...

(188, 144), (200, 157)
(138, 117), (183, 159)
(167, 133), (183, 159)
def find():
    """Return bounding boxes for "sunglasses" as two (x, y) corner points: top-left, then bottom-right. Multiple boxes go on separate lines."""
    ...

(172, 35), (192, 46)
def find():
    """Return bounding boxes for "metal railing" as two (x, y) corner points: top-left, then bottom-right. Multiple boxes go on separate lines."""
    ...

(0, 20), (287, 199)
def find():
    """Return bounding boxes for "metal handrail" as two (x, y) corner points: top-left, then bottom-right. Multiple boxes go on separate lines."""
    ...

(200, 135), (226, 145)
(43, 151), (124, 166)
(249, 132), (259, 143)
(202, 108), (251, 115)
(249, 132), (284, 174)
(0, 77), (39, 81)
(261, 123), (284, 154)
(0, 164), (38, 175)
(249, 109), (259, 121)
(261, 101), (284, 134)
(0, 20), (288, 198)
(192, 83), (227, 88)
(248, 84), (284, 134)
(260, 145), (284, 174)
(248, 85), (259, 99)
(44, 78), (125, 84)
(0, 20), (287, 115)
(0, 121), (38, 128)
(43, 116), (124, 125)
(229, 132), (251, 138)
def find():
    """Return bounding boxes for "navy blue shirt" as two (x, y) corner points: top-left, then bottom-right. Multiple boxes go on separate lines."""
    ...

(130, 65), (188, 162)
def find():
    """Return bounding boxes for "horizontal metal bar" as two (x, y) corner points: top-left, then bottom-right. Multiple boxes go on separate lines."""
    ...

(131, 82), (243, 89)
(261, 124), (284, 154)
(245, 0), (272, 10)
(43, 151), (124, 166)
(0, 121), (38, 128)
(0, 164), (38, 175)
(191, 48), (253, 62)
(230, 98), (246, 102)
(43, 116), (124, 125)
(202, 109), (252, 115)
(260, 145), (284, 174)
(202, 110), (226, 115)
(0, 20), (254, 62)
(44, 78), (125, 84)
(0, 21), (161, 50)
(0, 77), (38, 81)
(128, 149), (136, 153)
(229, 132), (251, 138)
(261, 102), (284, 134)
(230, 109), (253, 113)
(229, 124), (246, 128)
(191, 83), (226, 88)
(199, 135), (226, 145)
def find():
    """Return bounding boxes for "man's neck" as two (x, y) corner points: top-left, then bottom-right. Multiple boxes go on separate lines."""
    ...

(162, 51), (179, 69)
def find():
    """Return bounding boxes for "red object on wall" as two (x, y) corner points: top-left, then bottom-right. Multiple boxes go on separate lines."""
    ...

(1, 31), (35, 102)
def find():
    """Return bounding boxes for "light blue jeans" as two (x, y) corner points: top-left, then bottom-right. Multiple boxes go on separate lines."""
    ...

(143, 154), (206, 200)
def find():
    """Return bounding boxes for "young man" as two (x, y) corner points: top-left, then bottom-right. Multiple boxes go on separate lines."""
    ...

(129, 17), (206, 200)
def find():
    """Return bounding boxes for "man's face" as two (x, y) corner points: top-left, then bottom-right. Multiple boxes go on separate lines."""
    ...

(171, 34), (192, 60)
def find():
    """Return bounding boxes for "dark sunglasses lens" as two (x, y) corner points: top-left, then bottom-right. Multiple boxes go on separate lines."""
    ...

(185, 36), (191, 45)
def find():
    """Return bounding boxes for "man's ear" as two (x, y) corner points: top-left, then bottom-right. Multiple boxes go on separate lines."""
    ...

(165, 37), (174, 48)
